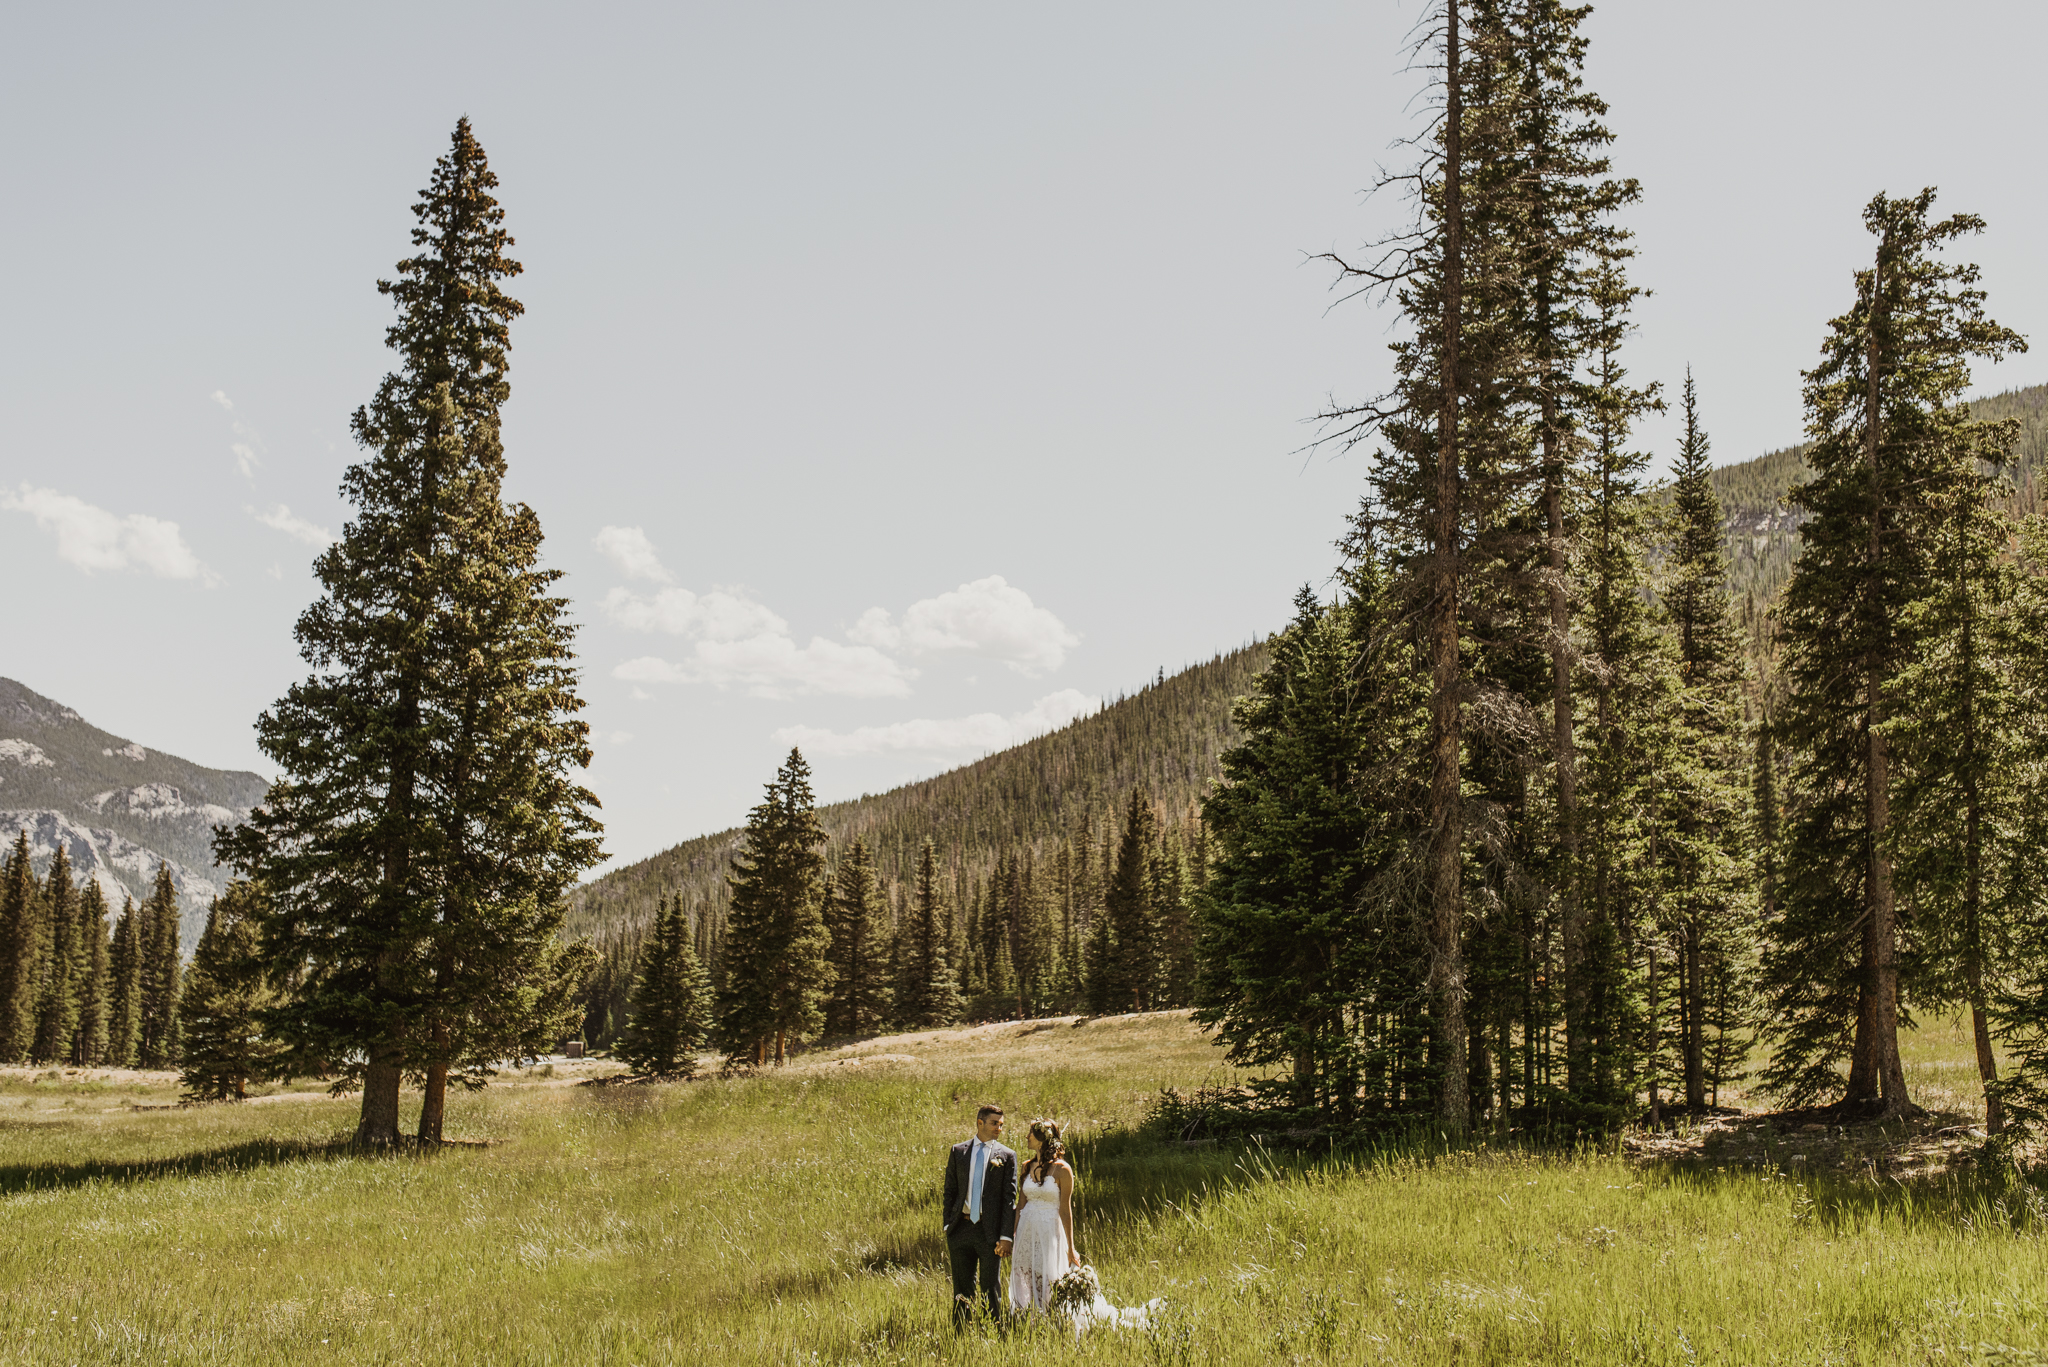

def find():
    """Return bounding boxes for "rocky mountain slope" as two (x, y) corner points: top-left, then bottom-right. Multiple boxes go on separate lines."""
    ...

(0, 677), (268, 953)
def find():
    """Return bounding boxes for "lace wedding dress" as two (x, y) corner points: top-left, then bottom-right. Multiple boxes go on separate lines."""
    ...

(1009, 1169), (1160, 1333)
(1008, 1170), (1071, 1314)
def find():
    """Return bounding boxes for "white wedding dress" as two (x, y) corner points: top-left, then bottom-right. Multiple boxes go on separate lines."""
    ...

(1009, 1167), (1161, 1333)
(1008, 1169), (1071, 1313)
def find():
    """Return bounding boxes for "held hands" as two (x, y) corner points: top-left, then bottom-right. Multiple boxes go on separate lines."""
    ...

(994, 1239), (1013, 1258)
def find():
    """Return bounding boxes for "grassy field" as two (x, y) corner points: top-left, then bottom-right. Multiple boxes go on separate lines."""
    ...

(0, 1014), (2044, 1365)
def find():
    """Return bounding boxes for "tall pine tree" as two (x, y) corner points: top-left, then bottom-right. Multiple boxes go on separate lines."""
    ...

(180, 881), (281, 1101)
(823, 838), (893, 1037)
(1101, 788), (1160, 1013)
(33, 844), (81, 1063)
(105, 895), (143, 1068)
(893, 841), (962, 1029)
(714, 749), (832, 1066)
(1763, 190), (2023, 1115)
(1659, 371), (1754, 1112)
(1890, 415), (2029, 1133)
(135, 865), (182, 1069)
(616, 895), (712, 1077)
(0, 831), (42, 1063)
(71, 880), (111, 1067)
(217, 119), (603, 1144)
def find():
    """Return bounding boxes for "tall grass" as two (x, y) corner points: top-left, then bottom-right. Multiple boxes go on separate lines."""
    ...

(0, 1015), (2042, 1364)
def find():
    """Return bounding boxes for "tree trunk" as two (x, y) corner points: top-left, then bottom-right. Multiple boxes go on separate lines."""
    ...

(1852, 251), (1910, 1118)
(1646, 932), (1660, 1128)
(1427, 0), (1470, 1138)
(419, 1061), (447, 1143)
(1684, 917), (1704, 1111)
(1970, 999), (2003, 1136)
(1959, 613), (2002, 1134)
(774, 1028), (786, 1065)
(1543, 361), (1585, 1103)
(356, 1047), (404, 1146)
(417, 1017), (449, 1144)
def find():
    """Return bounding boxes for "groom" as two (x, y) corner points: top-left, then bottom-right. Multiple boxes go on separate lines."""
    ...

(942, 1103), (1016, 1325)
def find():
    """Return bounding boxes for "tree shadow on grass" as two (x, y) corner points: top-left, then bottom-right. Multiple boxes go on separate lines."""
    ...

(1067, 1129), (1335, 1234)
(0, 1133), (408, 1195)
(1649, 1144), (2048, 1235)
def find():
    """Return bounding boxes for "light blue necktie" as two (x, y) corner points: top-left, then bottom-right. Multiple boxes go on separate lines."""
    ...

(968, 1140), (984, 1222)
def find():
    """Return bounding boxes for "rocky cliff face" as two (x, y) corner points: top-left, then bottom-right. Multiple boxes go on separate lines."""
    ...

(0, 677), (268, 955)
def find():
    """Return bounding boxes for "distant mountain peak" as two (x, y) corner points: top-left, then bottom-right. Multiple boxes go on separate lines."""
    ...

(0, 676), (267, 955)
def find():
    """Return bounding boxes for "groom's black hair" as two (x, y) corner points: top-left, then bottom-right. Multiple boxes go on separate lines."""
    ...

(976, 1104), (1004, 1121)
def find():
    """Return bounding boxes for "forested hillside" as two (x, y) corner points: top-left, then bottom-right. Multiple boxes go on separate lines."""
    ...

(1709, 380), (2048, 607)
(567, 644), (1268, 1036)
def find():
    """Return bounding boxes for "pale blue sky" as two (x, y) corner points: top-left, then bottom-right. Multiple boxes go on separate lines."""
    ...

(4, 2), (2043, 875)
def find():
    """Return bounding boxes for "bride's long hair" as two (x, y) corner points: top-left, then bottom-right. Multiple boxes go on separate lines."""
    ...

(1027, 1118), (1066, 1182)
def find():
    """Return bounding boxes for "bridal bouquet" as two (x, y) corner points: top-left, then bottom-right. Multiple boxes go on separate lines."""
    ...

(1046, 1264), (1102, 1322)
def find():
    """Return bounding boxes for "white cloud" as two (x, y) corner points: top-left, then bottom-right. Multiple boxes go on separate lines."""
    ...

(249, 504), (336, 547)
(0, 484), (214, 583)
(602, 585), (786, 640)
(774, 688), (1100, 758)
(594, 525), (674, 584)
(211, 389), (263, 479)
(850, 575), (1078, 675)
(615, 635), (913, 699)
(597, 527), (927, 698)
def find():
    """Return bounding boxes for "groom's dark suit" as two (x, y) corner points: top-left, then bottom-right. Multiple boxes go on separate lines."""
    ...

(942, 1136), (1017, 1323)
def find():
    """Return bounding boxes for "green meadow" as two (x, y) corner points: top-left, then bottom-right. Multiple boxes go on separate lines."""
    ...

(0, 1012), (2043, 1366)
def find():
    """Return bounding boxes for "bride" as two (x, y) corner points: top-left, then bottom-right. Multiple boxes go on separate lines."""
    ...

(1008, 1118), (1081, 1314)
(1008, 1119), (1160, 1332)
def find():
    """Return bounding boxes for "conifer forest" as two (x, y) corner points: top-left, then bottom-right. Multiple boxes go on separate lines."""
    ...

(6, 1), (2048, 1163)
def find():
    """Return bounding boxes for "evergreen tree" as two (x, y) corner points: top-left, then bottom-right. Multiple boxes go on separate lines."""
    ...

(1152, 829), (1194, 1009)
(1573, 265), (1664, 1113)
(180, 881), (281, 1101)
(1890, 415), (2028, 1133)
(1763, 190), (2023, 1115)
(615, 896), (712, 1077)
(1083, 905), (1115, 1017)
(1496, 0), (1641, 1111)
(979, 861), (1016, 1013)
(0, 831), (42, 1063)
(105, 896), (142, 1068)
(72, 880), (111, 1067)
(135, 865), (182, 1069)
(1310, 0), (1603, 1131)
(893, 841), (962, 1029)
(1198, 567), (1432, 1118)
(33, 844), (81, 1063)
(1013, 856), (1061, 1015)
(823, 838), (893, 1037)
(1197, 589), (1375, 1107)
(1659, 371), (1754, 1112)
(1102, 788), (1160, 1013)
(714, 749), (833, 1066)
(216, 119), (603, 1144)
(1993, 517), (2048, 1130)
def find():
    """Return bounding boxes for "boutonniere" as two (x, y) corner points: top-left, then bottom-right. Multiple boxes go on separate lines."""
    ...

(991, 1156), (1008, 1168)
